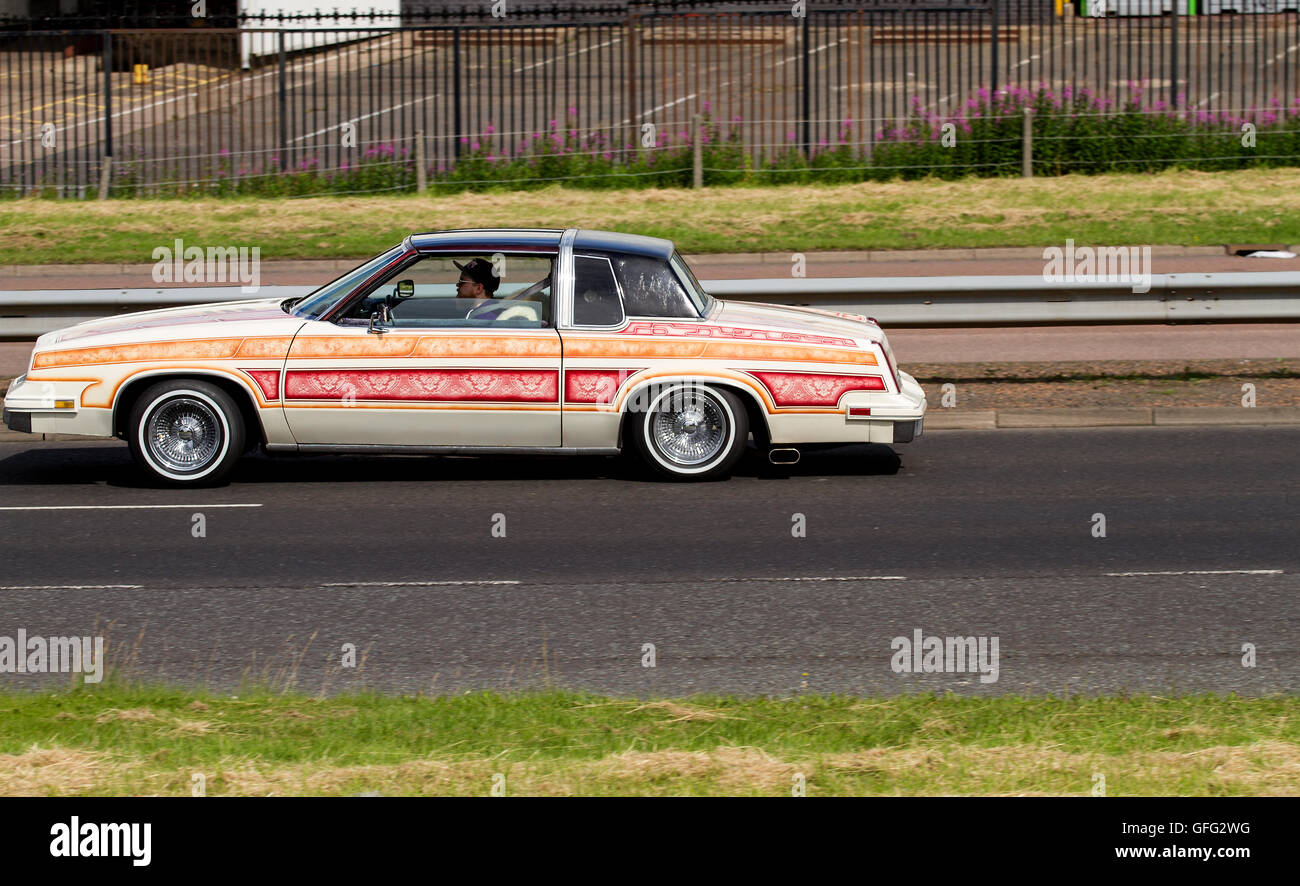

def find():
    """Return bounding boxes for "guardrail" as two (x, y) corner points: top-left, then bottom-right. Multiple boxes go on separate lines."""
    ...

(1, 273), (1299, 337)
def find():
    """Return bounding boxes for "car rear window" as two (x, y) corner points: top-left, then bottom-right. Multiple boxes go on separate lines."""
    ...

(610, 254), (698, 318)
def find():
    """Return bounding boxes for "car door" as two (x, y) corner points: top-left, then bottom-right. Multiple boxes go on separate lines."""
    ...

(281, 251), (562, 448)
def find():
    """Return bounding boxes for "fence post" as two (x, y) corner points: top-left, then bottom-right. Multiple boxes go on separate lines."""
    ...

(1022, 107), (1033, 178)
(692, 114), (703, 188)
(1169, 0), (1179, 109)
(416, 130), (427, 193)
(626, 12), (639, 158)
(800, 8), (811, 158)
(100, 31), (112, 199)
(990, 0), (1000, 101)
(453, 29), (462, 159)
(278, 32), (287, 172)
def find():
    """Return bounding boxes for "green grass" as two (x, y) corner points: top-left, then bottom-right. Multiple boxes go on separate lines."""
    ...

(2, 167), (1298, 265)
(3, 686), (1298, 795)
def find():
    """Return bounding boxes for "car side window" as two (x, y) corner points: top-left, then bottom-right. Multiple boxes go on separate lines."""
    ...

(572, 255), (626, 327)
(610, 254), (699, 318)
(339, 254), (553, 328)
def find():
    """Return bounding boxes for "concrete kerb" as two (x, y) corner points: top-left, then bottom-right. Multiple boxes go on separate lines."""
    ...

(926, 407), (1300, 430)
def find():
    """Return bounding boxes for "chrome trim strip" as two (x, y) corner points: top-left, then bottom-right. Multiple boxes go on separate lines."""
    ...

(268, 443), (620, 457)
(557, 228), (577, 329)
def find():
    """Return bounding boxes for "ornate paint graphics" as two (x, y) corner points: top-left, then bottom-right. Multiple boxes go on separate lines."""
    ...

(564, 370), (641, 404)
(283, 369), (560, 403)
(241, 369), (282, 401)
(750, 372), (886, 407)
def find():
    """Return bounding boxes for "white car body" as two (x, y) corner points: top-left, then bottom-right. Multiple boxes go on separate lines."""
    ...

(4, 229), (926, 481)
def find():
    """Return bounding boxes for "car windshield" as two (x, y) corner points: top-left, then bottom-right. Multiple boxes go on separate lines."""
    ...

(670, 252), (715, 315)
(288, 245), (406, 319)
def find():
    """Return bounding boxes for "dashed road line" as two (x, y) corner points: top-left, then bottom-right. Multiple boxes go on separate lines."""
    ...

(322, 580), (522, 587)
(1104, 569), (1283, 577)
(0, 584), (143, 590)
(0, 504), (263, 511)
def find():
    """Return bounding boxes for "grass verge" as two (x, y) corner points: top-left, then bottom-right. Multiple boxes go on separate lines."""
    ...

(2, 168), (1298, 266)
(2, 687), (1299, 796)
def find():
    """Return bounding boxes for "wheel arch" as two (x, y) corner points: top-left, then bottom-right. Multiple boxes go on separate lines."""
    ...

(615, 374), (770, 449)
(112, 370), (267, 447)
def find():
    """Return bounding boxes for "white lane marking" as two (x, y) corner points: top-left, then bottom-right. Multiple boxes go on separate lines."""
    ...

(291, 91), (443, 144)
(322, 580), (522, 587)
(513, 36), (621, 73)
(0, 504), (262, 511)
(0, 584), (143, 589)
(1104, 569), (1283, 577)
(737, 575), (906, 582)
(774, 37), (847, 68)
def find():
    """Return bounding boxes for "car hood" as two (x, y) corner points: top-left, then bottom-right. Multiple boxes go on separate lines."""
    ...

(713, 299), (882, 343)
(50, 297), (299, 344)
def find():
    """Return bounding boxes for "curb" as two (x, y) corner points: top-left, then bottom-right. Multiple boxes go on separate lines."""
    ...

(5, 407), (1300, 444)
(926, 406), (1300, 430)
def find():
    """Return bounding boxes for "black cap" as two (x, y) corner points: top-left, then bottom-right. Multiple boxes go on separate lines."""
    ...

(454, 258), (500, 294)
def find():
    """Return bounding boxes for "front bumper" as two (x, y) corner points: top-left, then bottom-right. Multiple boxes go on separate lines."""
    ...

(2, 407), (31, 433)
(2, 375), (113, 437)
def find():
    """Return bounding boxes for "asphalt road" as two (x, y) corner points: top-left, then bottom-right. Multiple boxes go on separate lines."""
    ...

(0, 426), (1296, 696)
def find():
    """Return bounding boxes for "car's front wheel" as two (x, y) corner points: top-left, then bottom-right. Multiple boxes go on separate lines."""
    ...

(127, 379), (245, 486)
(631, 382), (748, 480)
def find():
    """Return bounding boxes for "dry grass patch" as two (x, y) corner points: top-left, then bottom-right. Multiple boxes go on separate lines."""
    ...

(95, 707), (162, 724)
(598, 747), (799, 793)
(168, 719), (216, 736)
(0, 747), (123, 795)
(217, 757), (488, 797)
(627, 701), (737, 722)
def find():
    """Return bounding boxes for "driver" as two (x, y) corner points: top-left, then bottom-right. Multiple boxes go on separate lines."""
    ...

(454, 258), (500, 301)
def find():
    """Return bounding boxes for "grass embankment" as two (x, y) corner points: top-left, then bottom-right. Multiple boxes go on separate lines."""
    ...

(2, 168), (1297, 266)
(2, 688), (1299, 796)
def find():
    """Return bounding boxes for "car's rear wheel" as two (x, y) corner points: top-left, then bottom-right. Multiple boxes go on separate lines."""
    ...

(631, 383), (748, 480)
(128, 379), (244, 486)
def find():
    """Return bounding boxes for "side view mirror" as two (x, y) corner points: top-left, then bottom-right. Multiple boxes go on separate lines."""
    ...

(368, 305), (391, 335)
(395, 279), (414, 299)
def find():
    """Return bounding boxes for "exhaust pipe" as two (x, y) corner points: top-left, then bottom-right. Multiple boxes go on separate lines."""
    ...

(768, 447), (801, 465)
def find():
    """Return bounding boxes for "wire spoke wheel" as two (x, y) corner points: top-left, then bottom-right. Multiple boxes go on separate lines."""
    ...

(128, 380), (245, 486)
(634, 384), (748, 480)
(650, 390), (728, 466)
(146, 397), (224, 473)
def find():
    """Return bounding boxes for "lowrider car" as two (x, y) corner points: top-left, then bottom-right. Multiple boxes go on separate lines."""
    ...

(2, 229), (926, 484)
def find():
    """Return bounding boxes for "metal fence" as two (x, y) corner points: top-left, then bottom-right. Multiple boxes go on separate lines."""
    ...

(2, 1), (1299, 195)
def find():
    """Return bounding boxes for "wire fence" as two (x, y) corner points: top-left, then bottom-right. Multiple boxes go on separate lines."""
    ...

(1, 1), (1298, 196)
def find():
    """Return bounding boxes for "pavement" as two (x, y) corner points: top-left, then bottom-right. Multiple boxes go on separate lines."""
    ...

(2, 427), (1296, 695)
